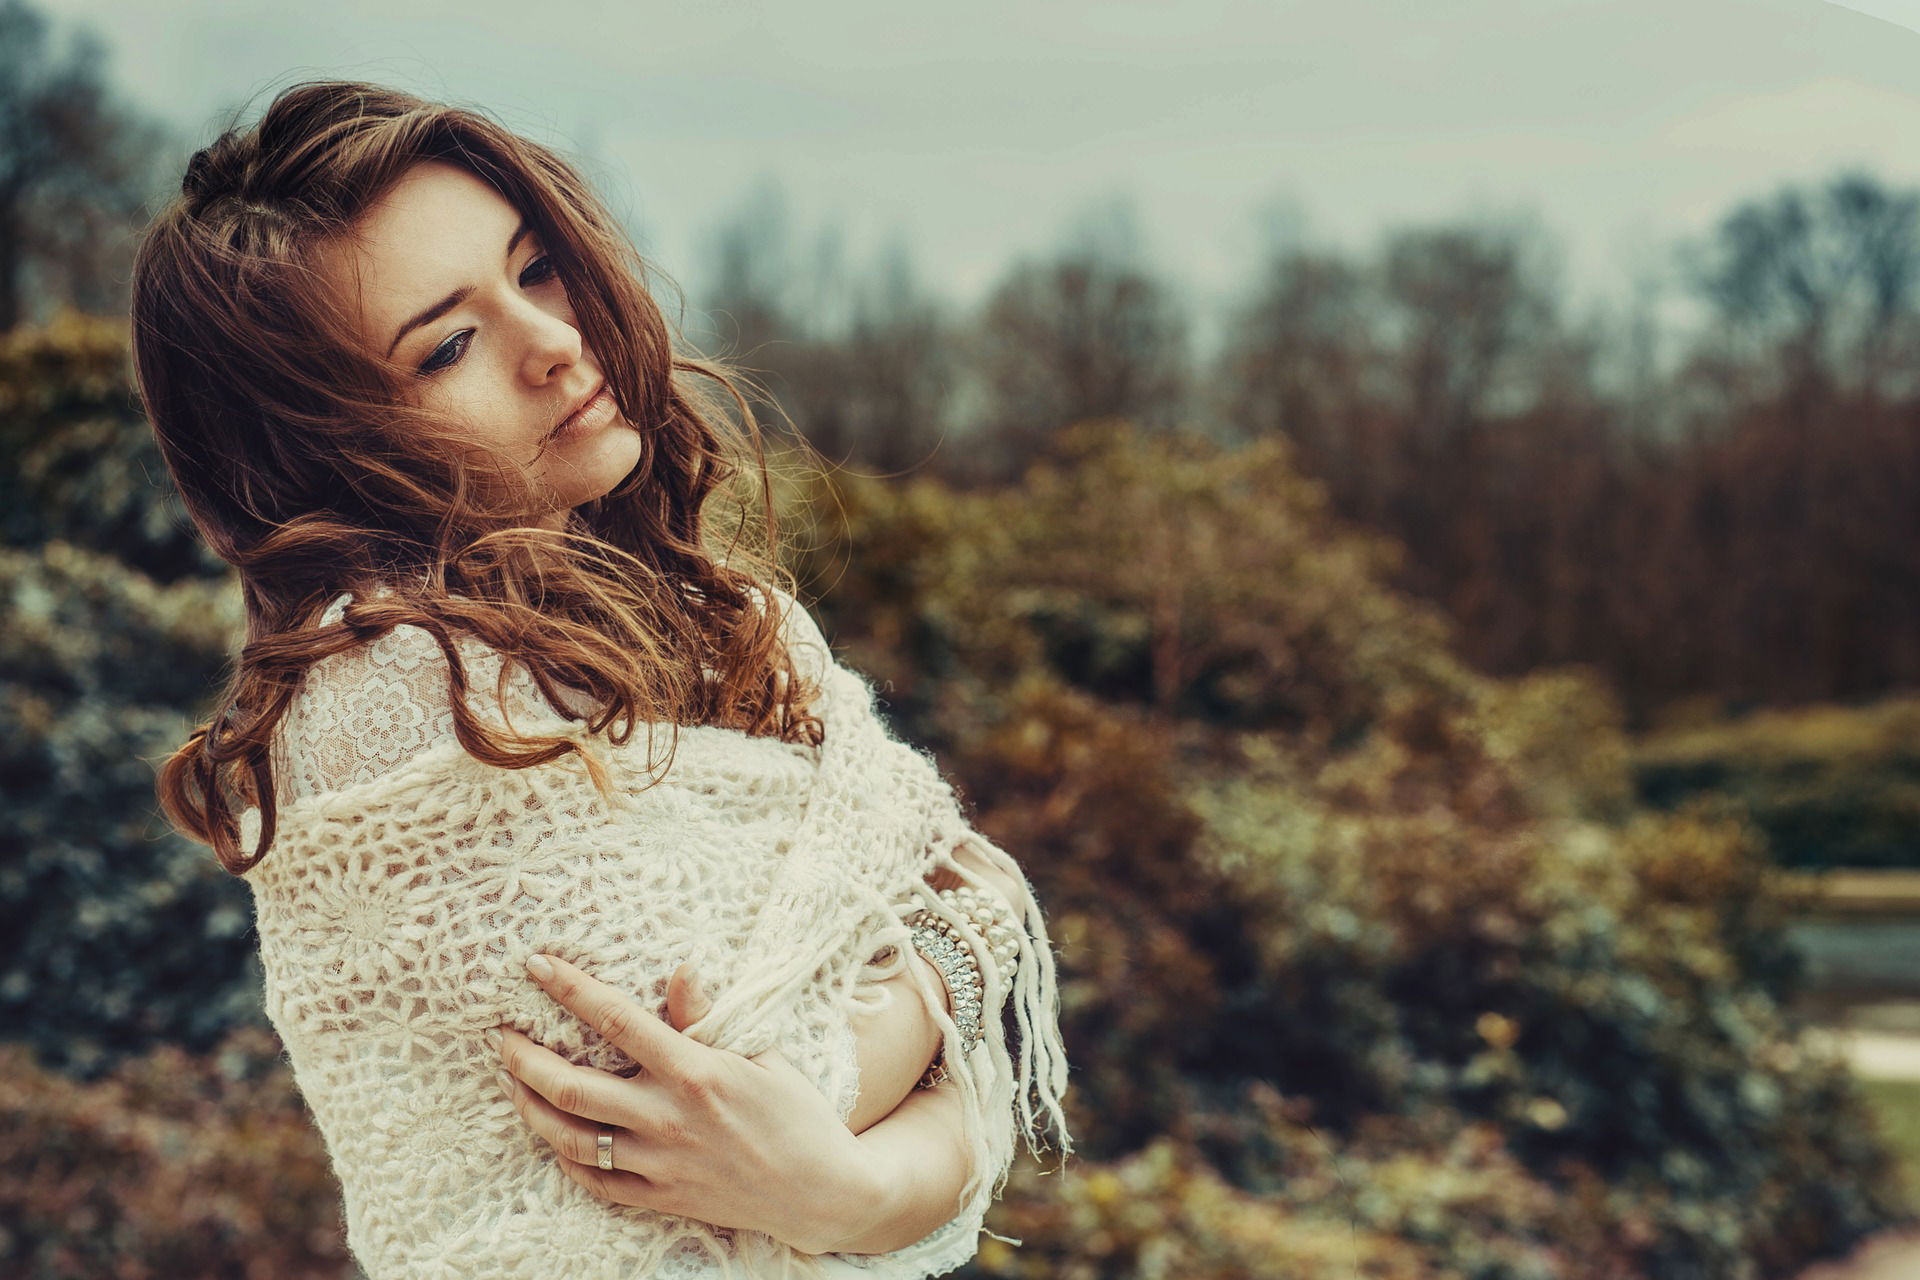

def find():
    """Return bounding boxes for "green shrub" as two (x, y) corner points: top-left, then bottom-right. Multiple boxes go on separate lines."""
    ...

(1631, 697), (1920, 870)
(0, 315), (264, 1077)
(0, 540), (264, 1079)
(791, 421), (1914, 1276)
(0, 311), (227, 582)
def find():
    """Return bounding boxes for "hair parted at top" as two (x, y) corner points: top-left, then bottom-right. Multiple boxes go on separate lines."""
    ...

(132, 79), (829, 876)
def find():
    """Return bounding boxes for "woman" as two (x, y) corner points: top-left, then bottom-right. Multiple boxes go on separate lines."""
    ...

(135, 80), (1071, 1279)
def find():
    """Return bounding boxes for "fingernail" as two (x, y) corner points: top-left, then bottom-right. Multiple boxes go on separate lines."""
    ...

(526, 954), (554, 980)
(485, 1027), (503, 1052)
(495, 1068), (515, 1099)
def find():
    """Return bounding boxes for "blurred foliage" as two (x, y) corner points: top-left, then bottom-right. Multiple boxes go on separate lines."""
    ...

(0, 309), (228, 581)
(0, 1026), (354, 1279)
(0, 313), (268, 1076)
(1631, 697), (1920, 870)
(975, 1100), (1632, 1280)
(1, 318), (1912, 1275)
(0, 538), (263, 1078)
(789, 421), (1913, 1276)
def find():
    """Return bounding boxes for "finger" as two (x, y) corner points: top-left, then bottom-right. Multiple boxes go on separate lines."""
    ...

(664, 962), (712, 1033)
(502, 1061), (643, 1173)
(500, 1026), (671, 1132)
(664, 965), (789, 1075)
(525, 953), (699, 1084)
(551, 1150), (670, 1211)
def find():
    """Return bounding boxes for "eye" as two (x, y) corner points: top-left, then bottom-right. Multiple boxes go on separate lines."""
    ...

(521, 253), (559, 288)
(418, 331), (470, 376)
(416, 254), (563, 376)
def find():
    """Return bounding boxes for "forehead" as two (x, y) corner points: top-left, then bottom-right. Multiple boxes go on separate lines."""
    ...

(321, 160), (524, 349)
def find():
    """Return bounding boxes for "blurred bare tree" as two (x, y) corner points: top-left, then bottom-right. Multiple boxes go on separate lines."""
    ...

(1377, 220), (1564, 450)
(1652, 170), (1920, 701)
(696, 181), (956, 476)
(1214, 246), (1378, 497)
(1679, 169), (1920, 412)
(1214, 217), (1583, 626)
(0, 0), (179, 330)
(789, 236), (958, 477)
(964, 196), (1192, 481)
(1369, 221), (1572, 629)
(700, 174), (799, 374)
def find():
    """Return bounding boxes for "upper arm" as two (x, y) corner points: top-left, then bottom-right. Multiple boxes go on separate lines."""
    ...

(932, 836), (1027, 917)
(759, 585), (1025, 907)
(763, 583), (834, 683)
(759, 584), (1027, 903)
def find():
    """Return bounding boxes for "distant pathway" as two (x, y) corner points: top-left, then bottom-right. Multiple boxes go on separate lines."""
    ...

(1792, 1024), (1920, 1278)
(1804, 1027), (1920, 1081)
(1779, 877), (1920, 1274)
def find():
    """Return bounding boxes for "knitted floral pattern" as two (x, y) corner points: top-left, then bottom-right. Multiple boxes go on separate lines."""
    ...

(238, 584), (1071, 1280)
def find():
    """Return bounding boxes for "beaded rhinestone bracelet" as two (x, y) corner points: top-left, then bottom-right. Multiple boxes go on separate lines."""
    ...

(905, 883), (1023, 1089)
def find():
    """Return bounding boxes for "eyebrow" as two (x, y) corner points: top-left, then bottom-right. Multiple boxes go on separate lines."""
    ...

(385, 218), (533, 359)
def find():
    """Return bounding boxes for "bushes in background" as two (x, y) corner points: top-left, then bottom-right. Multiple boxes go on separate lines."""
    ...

(2, 311), (1912, 1276)
(0, 540), (263, 1080)
(0, 312), (228, 584)
(1631, 698), (1920, 870)
(0, 1026), (354, 1279)
(790, 421), (1913, 1276)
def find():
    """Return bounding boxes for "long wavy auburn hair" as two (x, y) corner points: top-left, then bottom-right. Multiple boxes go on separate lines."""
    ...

(135, 80), (828, 876)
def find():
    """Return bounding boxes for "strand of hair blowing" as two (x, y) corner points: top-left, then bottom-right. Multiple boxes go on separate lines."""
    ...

(133, 79), (829, 876)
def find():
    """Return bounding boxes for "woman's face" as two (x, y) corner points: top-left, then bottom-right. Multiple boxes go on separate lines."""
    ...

(319, 159), (642, 531)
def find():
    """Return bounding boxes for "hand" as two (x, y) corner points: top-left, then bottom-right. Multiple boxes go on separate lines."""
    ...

(494, 954), (886, 1256)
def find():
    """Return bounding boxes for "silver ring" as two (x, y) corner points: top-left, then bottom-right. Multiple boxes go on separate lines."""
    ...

(597, 1125), (615, 1171)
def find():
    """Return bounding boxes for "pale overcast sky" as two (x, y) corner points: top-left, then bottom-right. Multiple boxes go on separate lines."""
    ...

(33, 0), (1920, 351)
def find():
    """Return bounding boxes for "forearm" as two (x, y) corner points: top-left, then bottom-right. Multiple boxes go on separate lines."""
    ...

(819, 1075), (976, 1256)
(844, 835), (1030, 1133)
(845, 947), (947, 1134)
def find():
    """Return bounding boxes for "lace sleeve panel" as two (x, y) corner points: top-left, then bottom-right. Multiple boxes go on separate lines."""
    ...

(276, 584), (822, 807)
(272, 590), (579, 806)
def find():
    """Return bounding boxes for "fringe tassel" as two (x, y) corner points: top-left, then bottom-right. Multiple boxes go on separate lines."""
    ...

(918, 832), (1076, 1172)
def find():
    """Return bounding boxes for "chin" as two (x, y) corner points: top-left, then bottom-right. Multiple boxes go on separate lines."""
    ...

(548, 419), (644, 509)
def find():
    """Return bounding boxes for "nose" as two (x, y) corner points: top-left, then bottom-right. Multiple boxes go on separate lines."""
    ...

(518, 295), (583, 384)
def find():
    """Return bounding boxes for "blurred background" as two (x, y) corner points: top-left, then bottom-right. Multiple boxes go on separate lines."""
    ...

(5, 0), (1920, 1274)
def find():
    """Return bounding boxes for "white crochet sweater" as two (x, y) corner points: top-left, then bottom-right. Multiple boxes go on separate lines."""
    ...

(236, 583), (1072, 1280)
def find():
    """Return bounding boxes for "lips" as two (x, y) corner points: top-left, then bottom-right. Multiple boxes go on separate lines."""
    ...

(552, 381), (607, 437)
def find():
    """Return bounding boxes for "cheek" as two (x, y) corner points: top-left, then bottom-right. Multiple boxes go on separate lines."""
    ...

(429, 375), (535, 452)
(407, 386), (541, 484)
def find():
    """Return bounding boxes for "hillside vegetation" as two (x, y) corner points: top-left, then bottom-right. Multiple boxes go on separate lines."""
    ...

(0, 318), (1910, 1277)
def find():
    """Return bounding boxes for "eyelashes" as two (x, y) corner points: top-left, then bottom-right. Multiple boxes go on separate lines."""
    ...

(417, 254), (561, 376)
